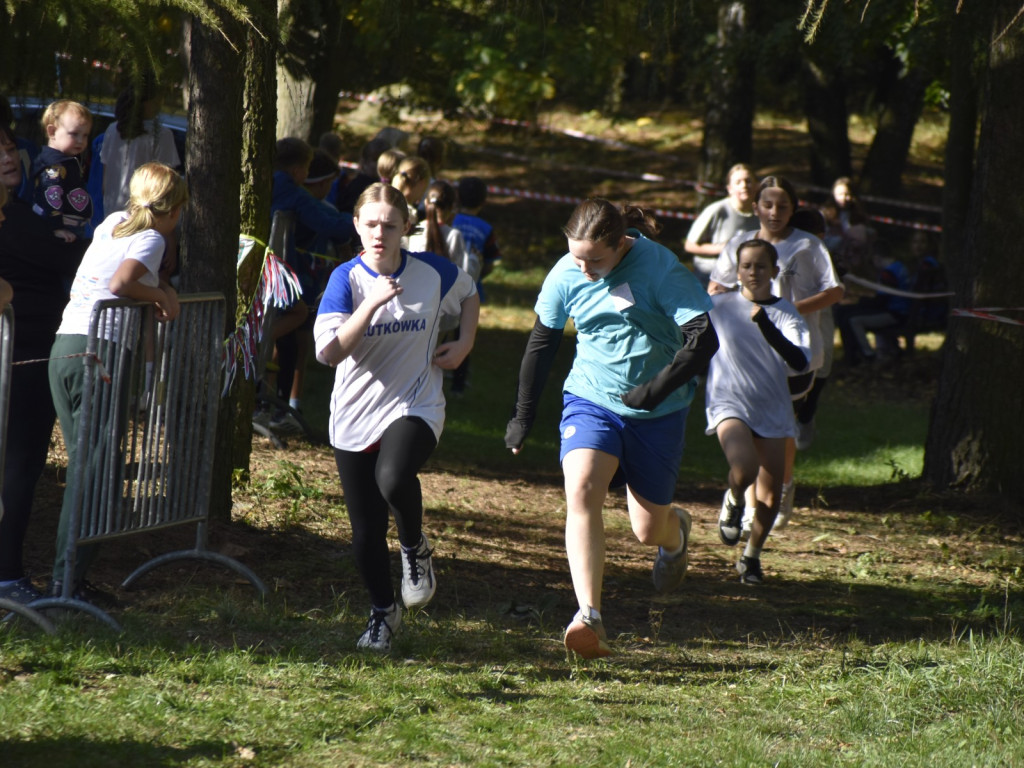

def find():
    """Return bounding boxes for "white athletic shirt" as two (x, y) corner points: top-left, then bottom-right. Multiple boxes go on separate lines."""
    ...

(709, 228), (840, 371)
(314, 250), (477, 451)
(705, 292), (811, 438)
(100, 121), (181, 215)
(56, 211), (164, 340)
(686, 197), (758, 271)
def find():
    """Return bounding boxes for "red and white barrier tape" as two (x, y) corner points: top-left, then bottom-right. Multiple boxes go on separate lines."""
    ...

(13, 353), (111, 382)
(486, 186), (696, 221)
(950, 308), (1024, 327)
(842, 274), (954, 300)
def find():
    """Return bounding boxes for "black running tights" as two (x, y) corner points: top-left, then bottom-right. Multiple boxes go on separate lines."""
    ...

(333, 416), (437, 608)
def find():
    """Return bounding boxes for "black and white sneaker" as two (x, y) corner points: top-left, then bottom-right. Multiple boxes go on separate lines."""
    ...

(356, 603), (402, 652)
(401, 535), (436, 609)
(718, 490), (744, 546)
(736, 556), (764, 585)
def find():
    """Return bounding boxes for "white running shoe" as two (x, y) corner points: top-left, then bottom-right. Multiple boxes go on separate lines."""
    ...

(564, 607), (611, 658)
(775, 482), (796, 528)
(356, 603), (402, 652)
(740, 506), (756, 540)
(401, 535), (437, 609)
(652, 506), (692, 593)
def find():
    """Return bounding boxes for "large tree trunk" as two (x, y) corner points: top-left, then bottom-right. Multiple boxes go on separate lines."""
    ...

(233, 0), (278, 481)
(181, 14), (244, 521)
(923, 1), (1024, 494)
(308, 0), (346, 141)
(800, 56), (852, 187)
(859, 63), (929, 197)
(699, 0), (756, 192)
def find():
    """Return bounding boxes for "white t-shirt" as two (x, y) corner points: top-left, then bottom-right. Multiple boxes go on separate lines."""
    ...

(314, 250), (477, 451)
(100, 121), (181, 215)
(705, 291), (811, 438)
(710, 228), (840, 371)
(686, 197), (758, 269)
(57, 212), (164, 339)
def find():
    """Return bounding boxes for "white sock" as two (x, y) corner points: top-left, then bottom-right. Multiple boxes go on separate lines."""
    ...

(660, 535), (685, 559)
(579, 605), (602, 623)
(743, 541), (762, 560)
(289, 397), (301, 410)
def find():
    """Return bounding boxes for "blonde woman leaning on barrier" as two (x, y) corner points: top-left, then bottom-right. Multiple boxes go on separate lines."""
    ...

(47, 162), (184, 603)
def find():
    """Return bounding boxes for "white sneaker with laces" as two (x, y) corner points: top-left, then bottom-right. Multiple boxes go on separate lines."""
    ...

(652, 506), (691, 593)
(775, 482), (796, 528)
(356, 603), (402, 652)
(401, 535), (436, 609)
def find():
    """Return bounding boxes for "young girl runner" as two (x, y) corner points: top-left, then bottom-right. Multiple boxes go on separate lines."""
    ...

(506, 199), (718, 659)
(48, 161), (184, 597)
(314, 182), (479, 653)
(709, 176), (843, 528)
(706, 239), (811, 583)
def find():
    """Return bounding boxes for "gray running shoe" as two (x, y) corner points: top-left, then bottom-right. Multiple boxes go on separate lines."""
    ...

(356, 603), (402, 652)
(564, 607), (611, 658)
(652, 506), (692, 593)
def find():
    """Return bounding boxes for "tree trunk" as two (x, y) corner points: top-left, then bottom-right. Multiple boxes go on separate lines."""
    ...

(309, 0), (346, 141)
(181, 14), (244, 521)
(232, 0), (278, 482)
(923, 1), (1024, 495)
(699, 0), (756, 191)
(800, 56), (852, 187)
(859, 64), (929, 197)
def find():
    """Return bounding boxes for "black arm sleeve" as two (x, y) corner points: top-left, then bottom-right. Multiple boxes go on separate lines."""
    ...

(619, 313), (720, 411)
(505, 317), (564, 450)
(752, 305), (809, 372)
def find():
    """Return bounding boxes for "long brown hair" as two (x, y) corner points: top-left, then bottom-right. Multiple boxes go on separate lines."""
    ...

(563, 198), (661, 246)
(422, 180), (457, 260)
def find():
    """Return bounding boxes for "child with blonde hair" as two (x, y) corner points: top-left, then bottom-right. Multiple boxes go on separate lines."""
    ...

(376, 148), (406, 185)
(391, 155), (430, 224)
(31, 100), (94, 242)
(47, 161), (185, 600)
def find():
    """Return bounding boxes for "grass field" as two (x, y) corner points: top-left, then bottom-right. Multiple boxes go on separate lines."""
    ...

(3, 106), (1023, 767)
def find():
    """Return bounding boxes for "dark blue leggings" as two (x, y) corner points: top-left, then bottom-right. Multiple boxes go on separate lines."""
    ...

(333, 416), (437, 608)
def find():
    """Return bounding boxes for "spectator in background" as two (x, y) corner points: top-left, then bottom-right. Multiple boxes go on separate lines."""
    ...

(268, 138), (355, 433)
(317, 131), (347, 208)
(376, 148), (406, 185)
(0, 95), (39, 203)
(335, 137), (390, 214)
(835, 239), (910, 365)
(684, 163), (759, 288)
(453, 176), (502, 300)
(30, 100), (93, 242)
(0, 126), (86, 605)
(100, 78), (182, 217)
(391, 156), (430, 226)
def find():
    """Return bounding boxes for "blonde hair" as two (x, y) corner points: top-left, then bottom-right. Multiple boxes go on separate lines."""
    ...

(376, 148), (406, 184)
(41, 99), (92, 132)
(113, 162), (188, 239)
(392, 156), (429, 199)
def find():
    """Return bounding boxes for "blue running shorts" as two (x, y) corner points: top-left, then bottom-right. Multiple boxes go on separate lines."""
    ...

(558, 393), (687, 506)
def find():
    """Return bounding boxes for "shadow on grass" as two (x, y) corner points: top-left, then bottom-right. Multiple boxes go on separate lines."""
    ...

(1, 737), (229, 768)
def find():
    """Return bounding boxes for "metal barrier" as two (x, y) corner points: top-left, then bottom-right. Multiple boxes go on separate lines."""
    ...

(30, 294), (267, 630)
(0, 305), (57, 633)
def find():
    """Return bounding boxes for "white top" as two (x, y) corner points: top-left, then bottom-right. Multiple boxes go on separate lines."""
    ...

(57, 211), (164, 340)
(710, 228), (840, 371)
(686, 197), (758, 264)
(705, 291), (811, 438)
(100, 121), (181, 215)
(405, 223), (479, 330)
(314, 250), (477, 451)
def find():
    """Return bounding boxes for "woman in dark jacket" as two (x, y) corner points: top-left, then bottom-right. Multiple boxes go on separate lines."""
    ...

(0, 122), (85, 604)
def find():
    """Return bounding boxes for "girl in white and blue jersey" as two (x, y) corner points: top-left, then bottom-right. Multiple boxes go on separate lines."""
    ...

(506, 199), (718, 659)
(314, 182), (479, 653)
